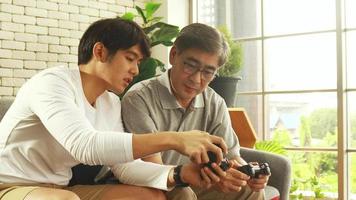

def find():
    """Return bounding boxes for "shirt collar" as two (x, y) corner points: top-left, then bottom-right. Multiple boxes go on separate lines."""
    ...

(157, 70), (205, 109)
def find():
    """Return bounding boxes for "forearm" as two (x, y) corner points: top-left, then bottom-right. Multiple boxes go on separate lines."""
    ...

(132, 132), (179, 159)
(111, 159), (175, 191)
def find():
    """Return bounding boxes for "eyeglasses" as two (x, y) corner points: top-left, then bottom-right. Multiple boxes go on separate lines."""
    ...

(182, 61), (218, 81)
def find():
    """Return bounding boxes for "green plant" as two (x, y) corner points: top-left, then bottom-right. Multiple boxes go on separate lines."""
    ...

(289, 176), (326, 200)
(120, 2), (179, 94)
(216, 26), (243, 77)
(254, 140), (287, 155)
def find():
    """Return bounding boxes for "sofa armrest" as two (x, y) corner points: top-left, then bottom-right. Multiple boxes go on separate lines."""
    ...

(240, 147), (291, 200)
(0, 98), (14, 121)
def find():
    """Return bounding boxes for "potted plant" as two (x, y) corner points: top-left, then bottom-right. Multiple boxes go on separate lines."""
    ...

(209, 26), (243, 107)
(119, 2), (180, 95)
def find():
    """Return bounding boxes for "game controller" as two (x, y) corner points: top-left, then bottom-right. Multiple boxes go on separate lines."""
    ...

(204, 150), (230, 172)
(205, 149), (271, 178)
(236, 163), (271, 178)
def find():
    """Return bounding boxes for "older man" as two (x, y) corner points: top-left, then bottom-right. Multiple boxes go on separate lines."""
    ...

(122, 23), (269, 200)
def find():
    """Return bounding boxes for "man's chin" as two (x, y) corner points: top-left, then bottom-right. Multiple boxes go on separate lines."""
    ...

(108, 87), (124, 95)
(182, 92), (197, 101)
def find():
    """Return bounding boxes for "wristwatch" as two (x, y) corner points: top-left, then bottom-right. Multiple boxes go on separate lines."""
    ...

(173, 165), (189, 187)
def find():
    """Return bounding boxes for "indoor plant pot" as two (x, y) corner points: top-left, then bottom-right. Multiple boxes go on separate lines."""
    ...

(209, 76), (241, 107)
(209, 26), (243, 107)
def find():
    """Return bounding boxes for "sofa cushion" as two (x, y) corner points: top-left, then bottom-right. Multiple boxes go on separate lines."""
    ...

(265, 185), (280, 200)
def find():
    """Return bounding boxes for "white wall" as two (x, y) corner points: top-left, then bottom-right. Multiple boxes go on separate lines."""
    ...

(0, 0), (147, 98)
(151, 0), (190, 71)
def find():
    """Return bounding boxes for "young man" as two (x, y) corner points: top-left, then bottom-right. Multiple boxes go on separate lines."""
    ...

(0, 18), (227, 200)
(122, 23), (270, 200)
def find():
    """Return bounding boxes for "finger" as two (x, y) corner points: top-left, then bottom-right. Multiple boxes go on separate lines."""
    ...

(203, 167), (220, 183)
(228, 178), (248, 187)
(250, 176), (268, 184)
(220, 180), (242, 193)
(200, 168), (211, 185)
(248, 182), (266, 192)
(201, 149), (210, 164)
(190, 152), (202, 164)
(229, 185), (242, 192)
(230, 159), (241, 168)
(230, 168), (250, 180)
(206, 142), (223, 164)
(257, 174), (270, 181)
(210, 136), (228, 155)
(211, 163), (227, 177)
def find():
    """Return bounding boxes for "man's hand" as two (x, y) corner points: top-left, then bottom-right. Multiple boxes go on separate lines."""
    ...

(247, 174), (270, 192)
(179, 163), (227, 189)
(214, 159), (250, 193)
(174, 130), (227, 164)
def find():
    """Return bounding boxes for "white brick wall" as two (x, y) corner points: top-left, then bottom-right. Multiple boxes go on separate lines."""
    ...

(0, 0), (147, 97)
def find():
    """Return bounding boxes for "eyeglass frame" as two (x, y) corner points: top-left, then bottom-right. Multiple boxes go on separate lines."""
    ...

(181, 59), (219, 81)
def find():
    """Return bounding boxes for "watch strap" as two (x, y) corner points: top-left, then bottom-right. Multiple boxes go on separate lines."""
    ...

(173, 165), (189, 187)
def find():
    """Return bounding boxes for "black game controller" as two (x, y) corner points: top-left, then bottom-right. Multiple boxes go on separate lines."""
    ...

(237, 163), (271, 178)
(205, 148), (271, 179)
(204, 150), (230, 172)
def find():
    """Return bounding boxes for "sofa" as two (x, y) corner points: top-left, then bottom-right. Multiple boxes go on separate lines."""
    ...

(0, 98), (291, 200)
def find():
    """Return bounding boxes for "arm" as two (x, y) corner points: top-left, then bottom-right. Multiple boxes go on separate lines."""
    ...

(111, 158), (224, 191)
(132, 130), (226, 164)
(30, 73), (225, 166)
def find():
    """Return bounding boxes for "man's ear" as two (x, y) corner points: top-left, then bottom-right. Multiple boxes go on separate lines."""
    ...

(93, 42), (108, 63)
(169, 46), (177, 65)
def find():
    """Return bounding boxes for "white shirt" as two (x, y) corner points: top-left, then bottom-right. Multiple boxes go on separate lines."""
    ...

(0, 66), (171, 190)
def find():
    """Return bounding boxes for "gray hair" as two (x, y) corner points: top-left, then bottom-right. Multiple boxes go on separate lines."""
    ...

(174, 23), (229, 66)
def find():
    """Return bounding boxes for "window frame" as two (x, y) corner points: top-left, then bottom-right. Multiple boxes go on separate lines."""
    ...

(192, 0), (356, 198)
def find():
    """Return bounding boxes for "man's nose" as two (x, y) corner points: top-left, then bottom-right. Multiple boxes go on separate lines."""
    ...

(131, 63), (139, 76)
(189, 70), (202, 84)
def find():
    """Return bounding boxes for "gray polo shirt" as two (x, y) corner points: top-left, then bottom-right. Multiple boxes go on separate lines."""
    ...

(122, 70), (240, 165)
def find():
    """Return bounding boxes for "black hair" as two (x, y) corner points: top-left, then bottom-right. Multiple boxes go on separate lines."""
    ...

(78, 18), (150, 65)
(174, 23), (228, 66)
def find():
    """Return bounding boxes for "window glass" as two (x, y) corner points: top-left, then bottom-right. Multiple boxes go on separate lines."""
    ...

(236, 95), (263, 139)
(197, 0), (224, 26)
(350, 153), (356, 199)
(289, 151), (338, 199)
(196, 0), (355, 197)
(265, 33), (336, 91)
(264, 0), (336, 36)
(349, 92), (356, 148)
(345, 0), (356, 29)
(238, 40), (262, 92)
(266, 93), (337, 147)
(347, 31), (356, 88)
(230, 0), (261, 38)
(197, 0), (261, 38)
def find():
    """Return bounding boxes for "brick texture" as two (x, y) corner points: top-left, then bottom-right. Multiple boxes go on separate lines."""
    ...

(0, 0), (147, 98)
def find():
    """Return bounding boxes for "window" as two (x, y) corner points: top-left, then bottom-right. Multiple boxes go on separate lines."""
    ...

(196, 0), (355, 199)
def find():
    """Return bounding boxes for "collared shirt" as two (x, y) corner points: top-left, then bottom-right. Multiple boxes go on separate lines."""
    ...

(122, 70), (240, 165)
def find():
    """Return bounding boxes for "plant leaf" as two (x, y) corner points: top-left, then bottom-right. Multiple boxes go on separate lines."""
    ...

(150, 23), (179, 46)
(217, 26), (243, 77)
(145, 2), (161, 21)
(255, 140), (287, 155)
(135, 5), (147, 24)
(121, 12), (135, 21)
(153, 58), (166, 72)
(150, 17), (164, 24)
(143, 22), (176, 34)
(135, 57), (157, 82)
